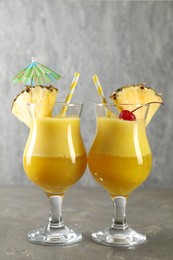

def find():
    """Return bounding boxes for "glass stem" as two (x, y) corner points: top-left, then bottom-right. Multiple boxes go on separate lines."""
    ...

(111, 196), (128, 230)
(48, 195), (64, 229)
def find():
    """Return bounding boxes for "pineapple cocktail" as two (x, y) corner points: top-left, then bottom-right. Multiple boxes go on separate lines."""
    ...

(12, 63), (87, 246)
(23, 107), (87, 196)
(88, 82), (163, 247)
(88, 113), (152, 199)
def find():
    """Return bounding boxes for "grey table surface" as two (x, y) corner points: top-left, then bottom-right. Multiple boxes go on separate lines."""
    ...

(0, 186), (172, 260)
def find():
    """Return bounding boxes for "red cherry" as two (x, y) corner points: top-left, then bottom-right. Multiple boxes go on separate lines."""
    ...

(119, 110), (136, 121)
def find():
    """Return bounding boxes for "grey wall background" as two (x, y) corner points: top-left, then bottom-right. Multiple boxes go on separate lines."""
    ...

(0, 0), (172, 188)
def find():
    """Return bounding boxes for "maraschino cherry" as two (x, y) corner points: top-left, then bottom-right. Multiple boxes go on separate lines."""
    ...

(119, 110), (136, 121)
(119, 102), (164, 121)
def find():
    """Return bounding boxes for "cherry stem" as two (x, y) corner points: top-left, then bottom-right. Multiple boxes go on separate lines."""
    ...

(131, 101), (164, 113)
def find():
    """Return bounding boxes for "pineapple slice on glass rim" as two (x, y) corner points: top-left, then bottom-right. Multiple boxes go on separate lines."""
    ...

(11, 85), (58, 128)
(110, 83), (163, 125)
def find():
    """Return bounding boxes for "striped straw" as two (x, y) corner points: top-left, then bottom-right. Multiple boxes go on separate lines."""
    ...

(60, 72), (80, 116)
(92, 74), (112, 117)
(92, 74), (107, 104)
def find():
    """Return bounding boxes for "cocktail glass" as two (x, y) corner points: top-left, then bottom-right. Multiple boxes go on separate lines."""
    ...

(88, 103), (152, 247)
(23, 103), (87, 245)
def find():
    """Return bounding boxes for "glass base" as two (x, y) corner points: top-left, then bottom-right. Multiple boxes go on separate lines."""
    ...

(92, 226), (146, 247)
(28, 225), (82, 246)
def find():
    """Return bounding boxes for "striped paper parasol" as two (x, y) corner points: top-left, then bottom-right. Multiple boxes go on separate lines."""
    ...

(12, 57), (61, 86)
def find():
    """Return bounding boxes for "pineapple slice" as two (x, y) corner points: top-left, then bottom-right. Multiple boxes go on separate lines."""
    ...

(11, 85), (58, 128)
(110, 83), (163, 125)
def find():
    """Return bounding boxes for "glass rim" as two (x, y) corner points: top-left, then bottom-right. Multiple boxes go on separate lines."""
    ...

(93, 102), (150, 107)
(27, 102), (83, 107)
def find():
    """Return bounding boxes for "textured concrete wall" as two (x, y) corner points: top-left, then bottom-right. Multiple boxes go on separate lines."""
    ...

(0, 0), (172, 188)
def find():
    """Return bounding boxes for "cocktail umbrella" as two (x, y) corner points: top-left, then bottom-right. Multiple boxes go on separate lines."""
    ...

(12, 57), (61, 86)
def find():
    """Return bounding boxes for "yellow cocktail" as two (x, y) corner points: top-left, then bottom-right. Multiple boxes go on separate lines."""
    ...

(88, 103), (153, 247)
(23, 117), (87, 196)
(88, 117), (152, 198)
(22, 103), (87, 245)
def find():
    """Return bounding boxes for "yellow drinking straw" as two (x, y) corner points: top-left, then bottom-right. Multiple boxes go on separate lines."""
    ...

(60, 72), (80, 116)
(92, 74), (112, 117)
(92, 74), (108, 104)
